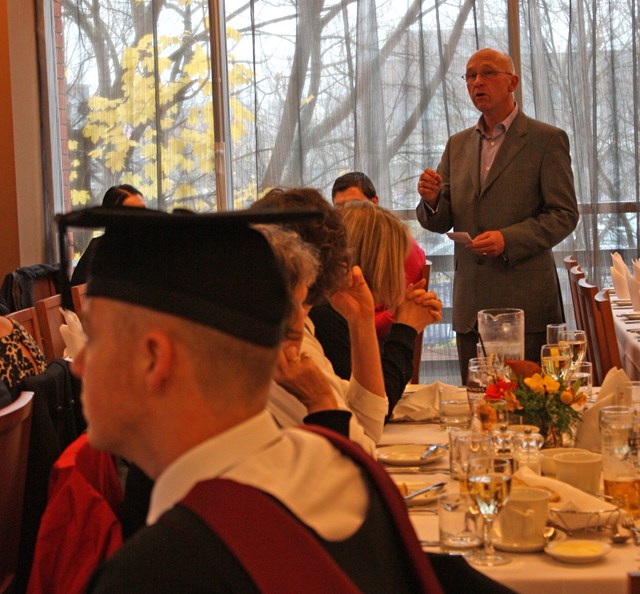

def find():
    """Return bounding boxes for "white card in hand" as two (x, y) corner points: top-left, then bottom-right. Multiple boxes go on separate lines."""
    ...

(446, 232), (472, 244)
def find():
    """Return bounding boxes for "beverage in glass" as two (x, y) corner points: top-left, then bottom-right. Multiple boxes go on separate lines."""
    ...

(540, 344), (571, 381)
(466, 458), (512, 566)
(558, 329), (587, 369)
(600, 405), (640, 513)
(546, 322), (567, 345)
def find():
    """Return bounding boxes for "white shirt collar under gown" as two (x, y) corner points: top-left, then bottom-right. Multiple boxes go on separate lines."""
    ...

(148, 410), (368, 540)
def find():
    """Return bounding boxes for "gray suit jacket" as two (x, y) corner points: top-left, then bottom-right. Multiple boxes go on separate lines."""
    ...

(416, 110), (579, 334)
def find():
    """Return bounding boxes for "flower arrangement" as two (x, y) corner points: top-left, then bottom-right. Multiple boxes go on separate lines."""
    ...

(482, 359), (586, 446)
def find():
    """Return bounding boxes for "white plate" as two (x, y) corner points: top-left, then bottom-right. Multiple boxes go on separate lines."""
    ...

(376, 444), (447, 467)
(544, 539), (611, 564)
(493, 529), (566, 553)
(395, 481), (446, 507)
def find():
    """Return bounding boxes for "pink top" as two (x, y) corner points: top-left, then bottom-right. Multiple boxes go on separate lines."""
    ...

(375, 236), (426, 339)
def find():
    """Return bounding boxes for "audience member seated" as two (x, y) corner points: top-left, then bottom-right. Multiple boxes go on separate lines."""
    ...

(60, 206), (445, 593)
(310, 201), (442, 417)
(332, 172), (426, 339)
(252, 188), (387, 453)
(71, 185), (146, 286)
(0, 316), (46, 402)
(257, 225), (353, 439)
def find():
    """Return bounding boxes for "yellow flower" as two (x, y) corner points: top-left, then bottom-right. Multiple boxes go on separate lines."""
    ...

(542, 375), (560, 393)
(560, 390), (574, 405)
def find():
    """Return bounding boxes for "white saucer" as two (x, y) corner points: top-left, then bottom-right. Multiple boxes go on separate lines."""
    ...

(544, 539), (611, 564)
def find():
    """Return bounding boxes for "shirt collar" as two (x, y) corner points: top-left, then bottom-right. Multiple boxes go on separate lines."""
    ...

(147, 410), (282, 524)
(475, 103), (519, 139)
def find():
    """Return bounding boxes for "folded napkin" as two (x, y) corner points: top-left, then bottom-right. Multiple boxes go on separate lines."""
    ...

(633, 259), (640, 280)
(391, 382), (463, 422)
(514, 466), (616, 512)
(611, 267), (631, 300)
(574, 367), (630, 452)
(627, 273), (640, 311)
(59, 308), (87, 359)
(612, 251), (629, 277)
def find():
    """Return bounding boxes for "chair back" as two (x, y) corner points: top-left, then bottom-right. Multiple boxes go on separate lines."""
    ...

(411, 260), (432, 384)
(595, 288), (622, 372)
(6, 308), (44, 352)
(35, 295), (66, 361)
(568, 263), (586, 332)
(71, 284), (87, 317)
(629, 571), (640, 594)
(578, 278), (614, 385)
(0, 264), (60, 311)
(0, 391), (34, 593)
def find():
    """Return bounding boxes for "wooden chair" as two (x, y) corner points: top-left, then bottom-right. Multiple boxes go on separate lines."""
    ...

(563, 256), (584, 330)
(568, 263), (586, 332)
(629, 572), (640, 594)
(35, 295), (66, 361)
(595, 287), (622, 372)
(0, 391), (34, 593)
(6, 307), (44, 352)
(577, 278), (619, 385)
(411, 260), (432, 384)
(71, 283), (87, 317)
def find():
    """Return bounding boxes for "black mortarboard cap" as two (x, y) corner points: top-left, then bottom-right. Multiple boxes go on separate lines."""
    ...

(56, 206), (320, 347)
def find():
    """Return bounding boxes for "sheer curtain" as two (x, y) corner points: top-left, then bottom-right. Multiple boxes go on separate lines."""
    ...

(46, 0), (640, 381)
(521, 0), (640, 286)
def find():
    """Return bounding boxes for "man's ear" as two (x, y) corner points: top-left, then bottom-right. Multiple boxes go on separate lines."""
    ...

(371, 196), (379, 205)
(142, 331), (174, 392)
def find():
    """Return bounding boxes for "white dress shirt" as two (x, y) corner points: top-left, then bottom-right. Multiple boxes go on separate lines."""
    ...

(148, 411), (368, 540)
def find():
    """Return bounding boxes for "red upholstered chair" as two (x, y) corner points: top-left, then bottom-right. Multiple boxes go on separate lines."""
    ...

(0, 392), (34, 594)
(26, 434), (124, 594)
(411, 260), (432, 384)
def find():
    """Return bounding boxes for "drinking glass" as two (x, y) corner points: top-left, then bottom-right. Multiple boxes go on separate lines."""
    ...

(451, 432), (494, 492)
(546, 323), (568, 345)
(466, 360), (493, 429)
(540, 344), (571, 382)
(558, 329), (587, 370)
(466, 458), (513, 566)
(570, 361), (593, 401)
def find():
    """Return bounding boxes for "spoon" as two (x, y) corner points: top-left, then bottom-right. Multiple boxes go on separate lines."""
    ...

(403, 481), (447, 501)
(420, 444), (440, 460)
(609, 525), (631, 544)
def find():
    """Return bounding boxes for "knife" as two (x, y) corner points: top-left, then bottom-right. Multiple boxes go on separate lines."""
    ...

(420, 444), (440, 460)
(403, 481), (447, 500)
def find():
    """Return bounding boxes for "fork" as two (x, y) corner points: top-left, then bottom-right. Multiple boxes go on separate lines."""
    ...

(621, 515), (640, 545)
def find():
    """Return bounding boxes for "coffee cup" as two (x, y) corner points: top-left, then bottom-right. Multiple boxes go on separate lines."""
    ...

(499, 488), (550, 547)
(555, 451), (603, 494)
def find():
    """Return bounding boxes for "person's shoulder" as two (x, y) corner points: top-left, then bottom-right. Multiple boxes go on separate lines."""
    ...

(518, 111), (567, 137)
(88, 505), (257, 593)
(450, 124), (477, 142)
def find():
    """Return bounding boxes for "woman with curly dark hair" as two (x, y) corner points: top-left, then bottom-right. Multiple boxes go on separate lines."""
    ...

(252, 187), (387, 452)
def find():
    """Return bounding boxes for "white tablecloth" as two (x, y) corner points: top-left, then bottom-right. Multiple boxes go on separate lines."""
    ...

(381, 421), (640, 594)
(612, 300), (640, 380)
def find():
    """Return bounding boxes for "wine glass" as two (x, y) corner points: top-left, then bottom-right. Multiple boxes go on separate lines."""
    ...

(466, 457), (513, 566)
(540, 343), (572, 382)
(558, 329), (587, 371)
(546, 323), (568, 345)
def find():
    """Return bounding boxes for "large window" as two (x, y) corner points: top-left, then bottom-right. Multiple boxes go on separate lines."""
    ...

(46, 0), (640, 382)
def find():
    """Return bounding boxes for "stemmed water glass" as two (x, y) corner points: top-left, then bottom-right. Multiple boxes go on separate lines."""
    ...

(558, 329), (587, 373)
(466, 457), (513, 566)
(540, 343), (572, 382)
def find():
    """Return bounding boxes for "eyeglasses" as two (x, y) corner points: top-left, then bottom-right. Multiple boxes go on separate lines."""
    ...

(462, 69), (513, 83)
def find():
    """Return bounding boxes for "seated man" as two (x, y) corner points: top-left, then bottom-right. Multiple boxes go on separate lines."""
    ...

(331, 172), (427, 339)
(60, 206), (443, 592)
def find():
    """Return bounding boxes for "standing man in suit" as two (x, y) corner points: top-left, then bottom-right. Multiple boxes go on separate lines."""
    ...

(416, 48), (579, 383)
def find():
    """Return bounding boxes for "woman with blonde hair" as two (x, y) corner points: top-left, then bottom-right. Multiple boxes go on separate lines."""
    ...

(310, 200), (442, 416)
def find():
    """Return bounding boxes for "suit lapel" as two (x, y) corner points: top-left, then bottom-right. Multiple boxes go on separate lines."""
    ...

(482, 111), (529, 194)
(462, 129), (481, 198)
